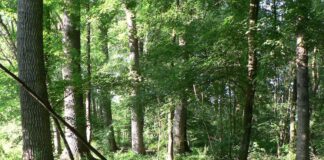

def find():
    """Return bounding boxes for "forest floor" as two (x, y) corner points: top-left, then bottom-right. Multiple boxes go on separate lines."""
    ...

(1, 121), (323, 160)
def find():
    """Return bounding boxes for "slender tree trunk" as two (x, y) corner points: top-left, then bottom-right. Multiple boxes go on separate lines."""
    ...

(167, 108), (174, 160)
(157, 105), (161, 154)
(85, 1), (92, 143)
(53, 123), (62, 155)
(295, 1), (310, 159)
(98, 16), (119, 152)
(219, 95), (225, 157)
(310, 47), (319, 157)
(53, 118), (74, 160)
(61, 0), (91, 158)
(124, 3), (145, 154)
(101, 92), (118, 152)
(239, 0), (259, 159)
(229, 88), (236, 159)
(138, 39), (144, 56)
(275, 75), (284, 158)
(311, 47), (319, 106)
(289, 78), (297, 156)
(277, 118), (285, 157)
(92, 95), (97, 119)
(17, 0), (54, 159)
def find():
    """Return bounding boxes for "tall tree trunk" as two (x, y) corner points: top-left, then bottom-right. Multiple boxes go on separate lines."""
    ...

(295, 1), (310, 159)
(167, 108), (174, 160)
(239, 0), (259, 159)
(61, 0), (90, 158)
(171, 0), (191, 153)
(124, 3), (145, 154)
(172, 34), (191, 154)
(98, 16), (119, 152)
(101, 92), (118, 152)
(173, 92), (191, 153)
(85, 0), (92, 143)
(17, 0), (54, 159)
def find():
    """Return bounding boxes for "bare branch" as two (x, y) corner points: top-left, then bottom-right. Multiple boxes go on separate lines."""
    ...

(0, 15), (17, 58)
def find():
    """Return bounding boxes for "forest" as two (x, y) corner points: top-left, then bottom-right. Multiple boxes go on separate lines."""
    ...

(0, 0), (323, 159)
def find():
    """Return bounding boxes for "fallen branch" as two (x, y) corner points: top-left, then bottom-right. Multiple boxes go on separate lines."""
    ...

(0, 63), (107, 160)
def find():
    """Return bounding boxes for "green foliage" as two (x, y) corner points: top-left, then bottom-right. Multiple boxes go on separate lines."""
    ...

(0, 0), (323, 159)
(0, 121), (21, 160)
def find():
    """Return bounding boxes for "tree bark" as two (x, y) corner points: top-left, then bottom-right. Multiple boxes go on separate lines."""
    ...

(124, 3), (145, 154)
(61, 0), (90, 158)
(17, 0), (54, 159)
(173, 93), (191, 153)
(239, 0), (259, 159)
(295, 1), (311, 159)
(167, 108), (174, 160)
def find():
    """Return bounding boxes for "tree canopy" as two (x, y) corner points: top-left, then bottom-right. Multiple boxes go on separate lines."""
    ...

(0, 0), (323, 159)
